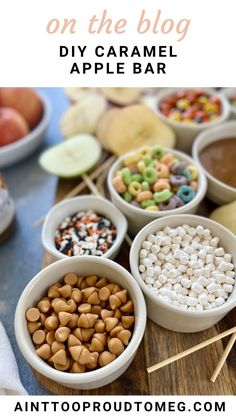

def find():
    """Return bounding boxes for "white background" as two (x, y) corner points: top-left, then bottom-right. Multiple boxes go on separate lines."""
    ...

(0, 0), (236, 86)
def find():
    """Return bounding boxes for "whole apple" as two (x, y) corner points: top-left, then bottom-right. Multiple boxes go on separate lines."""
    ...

(0, 107), (29, 147)
(0, 88), (43, 130)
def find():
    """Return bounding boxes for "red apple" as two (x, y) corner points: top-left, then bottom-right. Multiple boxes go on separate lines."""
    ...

(0, 107), (29, 147)
(0, 88), (43, 129)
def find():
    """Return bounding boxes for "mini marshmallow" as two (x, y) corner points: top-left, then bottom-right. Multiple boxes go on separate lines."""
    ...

(191, 282), (204, 294)
(141, 240), (152, 250)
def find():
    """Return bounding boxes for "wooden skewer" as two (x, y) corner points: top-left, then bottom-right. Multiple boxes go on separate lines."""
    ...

(210, 332), (236, 383)
(33, 155), (116, 227)
(147, 326), (236, 374)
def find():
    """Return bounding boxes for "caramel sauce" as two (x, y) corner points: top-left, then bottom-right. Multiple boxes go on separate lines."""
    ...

(199, 138), (236, 188)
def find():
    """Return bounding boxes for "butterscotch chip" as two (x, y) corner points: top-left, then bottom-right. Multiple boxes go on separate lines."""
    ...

(110, 325), (124, 338)
(48, 284), (61, 298)
(54, 300), (70, 313)
(67, 313), (79, 328)
(51, 349), (67, 366)
(37, 299), (51, 313)
(80, 280), (88, 290)
(87, 291), (100, 305)
(58, 284), (72, 298)
(64, 272), (77, 286)
(94, 320), (106, 333)
(117, 329), (132, 345)
(78, 303), (91, 314)
(26, 308), (40, 322)
(58, 312), (73, 326)
(109, 295), (122, 310)
(66, 299), (77, 313)
(114, 308), (121, 319)
(120, 300), (133, 313)
(85, 276), (97, 287)
(106, 283), (121, 294)
(69, 345), (83, 362)
(87, 352), (99, 370)
(99, 351), (116, 367)
(99, 287), (111, 301)
(68, 334), (82, 347)
(91, 305), (102, 316)
(101, 309), (114, 320)
(55, 326), (70, 342)
(71, 289), (82, 303)
(82, 287), (97, 300)
(89, 333), (106, 352)
(121, 316), (135, 329)
(71, 361), (86, 373)
(40, 313), (47, 324)
(51, 341), (65, 354)
(36, 343), (51, 360)
(108, 338), (124, 355)
(73, 327), (94, 342)
(115, 290), (128, 304)
(27, 321), (41, 334)
(44, 315), (59, 331)
(77, 276), (84, 288)
(79, 347), (95, 365)
(54, 357), (70, 371)
(33, 330), (46, 345)
(46, 331), (55, 345)
(96, 277), (108, 288)
(104, 317), (118, 332)
(77, 313), (98, 328)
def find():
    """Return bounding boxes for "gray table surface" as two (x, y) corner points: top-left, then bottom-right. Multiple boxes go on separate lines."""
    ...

(0, 88), (69, 395)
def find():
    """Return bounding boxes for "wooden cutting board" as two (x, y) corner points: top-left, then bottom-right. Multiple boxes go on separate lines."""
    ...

(35, 175), (236, 395)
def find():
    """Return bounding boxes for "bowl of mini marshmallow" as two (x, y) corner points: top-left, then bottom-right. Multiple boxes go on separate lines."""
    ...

(130, 214), (236, 332)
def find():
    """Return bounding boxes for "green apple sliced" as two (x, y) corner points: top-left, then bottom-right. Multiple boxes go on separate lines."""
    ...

(39, 134), (102, 178)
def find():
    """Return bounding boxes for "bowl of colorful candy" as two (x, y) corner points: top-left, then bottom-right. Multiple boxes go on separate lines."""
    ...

(107, 145), (207, 235)
(42, 196), (127, 261)
(154, 88), (230, 153)
(130, 214), (236, 332)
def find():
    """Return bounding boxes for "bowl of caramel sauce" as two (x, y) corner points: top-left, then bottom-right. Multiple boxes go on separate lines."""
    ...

(193, 121), (236, 205)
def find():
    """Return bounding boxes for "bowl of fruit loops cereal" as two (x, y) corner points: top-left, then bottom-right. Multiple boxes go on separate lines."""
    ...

(130, 214), (236, 333)
(42, 195), (127, 261)
(15, 256), (146, 389)
(108, 145), (207, 235)
(153, 88), (230, 153)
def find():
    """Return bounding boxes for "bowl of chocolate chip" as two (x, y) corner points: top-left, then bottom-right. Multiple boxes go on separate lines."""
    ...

(193, 121), (236, 205)
(14, 256), (146, 389)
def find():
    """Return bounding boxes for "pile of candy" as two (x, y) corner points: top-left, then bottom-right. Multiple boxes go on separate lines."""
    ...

(112, 146), (199, 211)
(159, 90), (222, 124)
(54, 210), (117, 256)
(138, 224), (235, 311)
(26, 273), (134, 372)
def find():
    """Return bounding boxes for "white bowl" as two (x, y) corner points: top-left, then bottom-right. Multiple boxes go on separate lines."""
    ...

(15, 256), (146, 389)
(130, 214), (236, 333)
(0, 92), (51, 169)
(150, 88), (230, 153)
(221, 88), (236, 120)
(42, 195), (128, 261)
(192, 121), (236, 205)
(107, 148), (207, 235)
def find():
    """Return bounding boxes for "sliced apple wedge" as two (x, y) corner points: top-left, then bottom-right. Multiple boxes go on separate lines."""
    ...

(104, 104), (176, 156)
(100, 88), (142, 106)
(60, 93), (107, 137)
(39, 135), (101, 178)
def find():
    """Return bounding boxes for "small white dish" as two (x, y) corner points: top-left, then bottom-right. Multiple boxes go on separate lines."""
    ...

(192, 121), (236, 205)
(0, 92), (51, 169)
(42, 195), (128, 261)
(15, 256), (146, 390)
(149, 88), (230, 153)
(130, 214), (236, 333)
(108, 147), (207, 235)
(221, 88), (236, 120)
